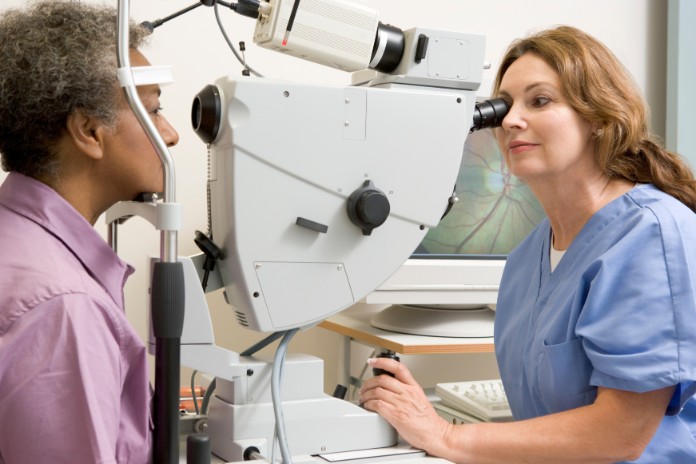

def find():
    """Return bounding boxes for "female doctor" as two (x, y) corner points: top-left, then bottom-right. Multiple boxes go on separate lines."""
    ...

(360, 26), (696, 463)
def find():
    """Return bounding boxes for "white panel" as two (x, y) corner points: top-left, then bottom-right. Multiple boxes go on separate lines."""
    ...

(255, 261), (354, 329)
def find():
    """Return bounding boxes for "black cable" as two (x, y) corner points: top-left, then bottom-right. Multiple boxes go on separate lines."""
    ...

(213, 0), (264, 77)
(141, 2), (203, 32)
(240, 332), (285, 356)
(140, 1), (264, 77)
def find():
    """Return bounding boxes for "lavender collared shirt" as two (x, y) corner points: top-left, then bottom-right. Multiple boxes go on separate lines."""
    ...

(0, 172), (151, 463)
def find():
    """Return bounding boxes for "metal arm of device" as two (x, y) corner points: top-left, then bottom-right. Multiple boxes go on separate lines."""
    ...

(115, 2), (186, 463)
(139, 0), (251, 32)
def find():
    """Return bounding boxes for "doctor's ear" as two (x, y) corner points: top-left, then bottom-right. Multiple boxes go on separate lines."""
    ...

(65, 108), (109, 161)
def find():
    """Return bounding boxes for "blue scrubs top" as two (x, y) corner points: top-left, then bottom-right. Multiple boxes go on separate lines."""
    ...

(495, 184), (696, 463)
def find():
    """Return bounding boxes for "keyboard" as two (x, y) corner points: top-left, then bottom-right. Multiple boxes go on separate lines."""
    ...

(435, 379), (513, 422)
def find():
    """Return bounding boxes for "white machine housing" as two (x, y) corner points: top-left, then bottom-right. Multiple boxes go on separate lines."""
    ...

(253, 0), (380, 72)
(207, 28), (484, 333)
(177, 25), (487, 462)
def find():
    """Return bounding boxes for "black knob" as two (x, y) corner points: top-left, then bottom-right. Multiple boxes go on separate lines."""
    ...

(186, 433), (211, 464)
(347, 180), (390, 236)
(332, 384), (348, 399)
(372, 351), (400, 377)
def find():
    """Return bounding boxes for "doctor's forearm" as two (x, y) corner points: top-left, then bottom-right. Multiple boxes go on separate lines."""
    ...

(430, 386), (672, 464)
(440, 409), (638, 464)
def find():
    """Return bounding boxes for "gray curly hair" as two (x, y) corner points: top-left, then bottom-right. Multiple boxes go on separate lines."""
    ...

(0, 0), (149, 179)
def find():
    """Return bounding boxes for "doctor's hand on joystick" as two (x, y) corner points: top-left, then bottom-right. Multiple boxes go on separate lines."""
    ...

(370, 351), (400, 377)
(361, 353), (447, 453)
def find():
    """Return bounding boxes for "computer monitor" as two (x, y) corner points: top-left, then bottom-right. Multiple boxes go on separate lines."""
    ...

(365, 127), (546, 337)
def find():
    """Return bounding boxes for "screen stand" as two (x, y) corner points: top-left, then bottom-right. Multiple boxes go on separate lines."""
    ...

(370, 304), (495, 338)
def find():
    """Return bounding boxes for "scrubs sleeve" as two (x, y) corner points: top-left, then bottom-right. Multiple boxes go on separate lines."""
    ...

(575, 204), (696, 413)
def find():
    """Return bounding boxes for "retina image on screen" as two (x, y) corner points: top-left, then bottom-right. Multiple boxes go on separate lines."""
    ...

(366, 128), (546, 338)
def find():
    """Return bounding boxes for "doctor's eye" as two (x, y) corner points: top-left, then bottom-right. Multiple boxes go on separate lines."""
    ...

(531, 96), (551, 108)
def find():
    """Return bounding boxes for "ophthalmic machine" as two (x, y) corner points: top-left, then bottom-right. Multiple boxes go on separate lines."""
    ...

(108, 1), (509, 463)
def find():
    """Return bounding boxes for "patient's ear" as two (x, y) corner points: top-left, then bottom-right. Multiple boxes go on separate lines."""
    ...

(65, 108), (108, 161)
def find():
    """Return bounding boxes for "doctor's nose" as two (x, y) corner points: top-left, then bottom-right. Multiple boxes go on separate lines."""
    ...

(500, 103), (527, 132)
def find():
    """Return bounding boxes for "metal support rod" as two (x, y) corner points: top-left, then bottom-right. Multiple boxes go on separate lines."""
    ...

(116, 2), (185, 463)
(337, 335), (352, 388)
(108, 221), (118, 253)
(116, 3), (176, 212)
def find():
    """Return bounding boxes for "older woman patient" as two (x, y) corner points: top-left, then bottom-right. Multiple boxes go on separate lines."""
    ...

(0, 2), (178, 463)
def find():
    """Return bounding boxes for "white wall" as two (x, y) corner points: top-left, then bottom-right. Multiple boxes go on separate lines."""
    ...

(0, 0), (667, 391)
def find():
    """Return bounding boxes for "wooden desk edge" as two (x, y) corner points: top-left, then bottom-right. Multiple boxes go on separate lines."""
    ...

(318, 319), (495, 355)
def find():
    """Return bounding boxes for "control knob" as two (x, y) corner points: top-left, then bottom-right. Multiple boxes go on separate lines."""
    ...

(346, 180), (390, 236)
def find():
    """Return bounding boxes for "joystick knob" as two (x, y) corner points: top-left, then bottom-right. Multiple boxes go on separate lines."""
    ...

(347, 180), (390, 236)
(372, 350), (400, 377)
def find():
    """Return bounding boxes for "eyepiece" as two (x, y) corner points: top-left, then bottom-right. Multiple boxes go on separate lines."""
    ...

(470, 98), (510, 132)
(192, 84), (222, 144)
(369, 22), (405, 74)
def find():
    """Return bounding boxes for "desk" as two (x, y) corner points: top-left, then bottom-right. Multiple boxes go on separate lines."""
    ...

(318, 303), (494, 386)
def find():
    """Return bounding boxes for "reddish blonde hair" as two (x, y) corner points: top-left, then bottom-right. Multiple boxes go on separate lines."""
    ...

(493, 26), (696, 211)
